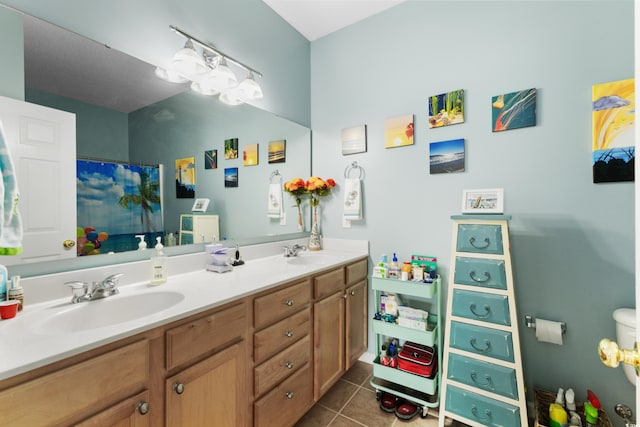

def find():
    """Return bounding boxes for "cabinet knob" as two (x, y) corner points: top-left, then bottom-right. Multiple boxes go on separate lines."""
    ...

(350, 290), (356, 296)
(284, 299), (294, 306)
(342, 293), (348, 299)
(284, 361), (294, 369)
(285, 330), (294, 338)
(136, 400), (150, 415)
(173, 382), (185, 394)
(63, 239), (76, 248)
(285, 391), (294, 399)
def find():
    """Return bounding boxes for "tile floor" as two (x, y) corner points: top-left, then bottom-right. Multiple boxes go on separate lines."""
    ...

(294, 361), (464, 427)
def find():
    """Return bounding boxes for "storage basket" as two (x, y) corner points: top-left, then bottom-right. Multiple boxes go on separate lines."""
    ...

(534, 389), (613, 427)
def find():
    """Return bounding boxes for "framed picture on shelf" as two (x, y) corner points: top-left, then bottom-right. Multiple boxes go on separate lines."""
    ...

(192, 198), (210, 212)
(462, 188), (504, 214)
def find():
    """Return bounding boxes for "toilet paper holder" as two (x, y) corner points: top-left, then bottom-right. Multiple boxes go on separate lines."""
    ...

(525, 315), (567, 334)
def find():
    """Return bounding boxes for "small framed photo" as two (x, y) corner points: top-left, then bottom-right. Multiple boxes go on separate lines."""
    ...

(462, 188), (504, 214)
(192, 198), (210, 212)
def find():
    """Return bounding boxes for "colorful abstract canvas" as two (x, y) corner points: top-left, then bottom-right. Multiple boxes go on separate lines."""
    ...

(592, 78), (635, 183)
(384, 115), (414, 148)
(224, 167), (238, 188)
(175, 157), (195, 198)
(224, 138), (239, 159)
(268, 140), (286, 163)
(428, 90), (464, 128)
(205, 149), (217, 169)
(491, 88), (537, 132)
(243, 143), (259, 166)
(430, 139), (465, 174)
(341, 125), (367, 155)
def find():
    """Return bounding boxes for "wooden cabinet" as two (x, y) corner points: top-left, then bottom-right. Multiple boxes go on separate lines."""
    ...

(75, 390), (151, 427)
(313, 258), (368, 401)
(179, 213), (220, 245)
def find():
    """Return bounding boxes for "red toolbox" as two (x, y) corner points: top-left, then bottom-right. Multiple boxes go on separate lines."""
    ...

(397, 341), (437, 378)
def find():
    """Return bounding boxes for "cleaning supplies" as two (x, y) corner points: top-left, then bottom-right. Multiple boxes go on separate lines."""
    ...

(0, 264), (7, 302)
(8, 275), (23, 311)
(549, 402), (568, 427)
(150, 237), (167, 285)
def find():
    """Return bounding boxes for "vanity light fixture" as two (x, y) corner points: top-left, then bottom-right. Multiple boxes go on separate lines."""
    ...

(156, 25), (264, 105)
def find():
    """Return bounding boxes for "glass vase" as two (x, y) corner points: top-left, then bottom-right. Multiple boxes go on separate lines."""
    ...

(308, 205), (321, 251)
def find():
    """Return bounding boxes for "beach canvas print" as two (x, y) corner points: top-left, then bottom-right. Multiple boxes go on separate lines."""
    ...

(592, 78), (635, 183)
(268, 140), (286, 163)
(429, 139), (465, 174)
(243, 143), (259, 166)
(205, 149), (217, 169)
(384, 115), (414, 148)
(225, 167), (239, 188)
(175, 157), (195, 198)
(224, 138), (239, 159)
(428, 89), (464, 128)
(491, 88), (537, 132)
(341, 125), (367, 155)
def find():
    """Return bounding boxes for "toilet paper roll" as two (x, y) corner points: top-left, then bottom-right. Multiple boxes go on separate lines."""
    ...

(535, 318), (564, 345)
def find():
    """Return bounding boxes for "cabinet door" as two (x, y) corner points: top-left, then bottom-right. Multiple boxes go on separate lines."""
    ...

(166, 342), (247, 427)
(75, 390), (151, 427)
(345, 279), (367, 370)
(313, 291), (345, 400)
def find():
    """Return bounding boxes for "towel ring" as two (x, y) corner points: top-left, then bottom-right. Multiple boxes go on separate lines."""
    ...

(344, 161), (364, 180)
(269, 169), (282, 184)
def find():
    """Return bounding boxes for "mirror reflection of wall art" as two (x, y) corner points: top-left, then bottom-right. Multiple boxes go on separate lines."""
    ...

(428, 89), (465, 128)
(175, 157), (196, 198)
(341, 125), (367, 155)
(491, 88), (537, 132)
(592, 77), (635, 183)
(224, 167), (239, 188)
(243, 143), (259, 166)
(429, 138), (465, 174)
(204, 149), (218, 170)
(224, 138), (239, 159)
(191, 198), (210, 212)
(384, 115), (414, 148)
(268, 140), (286, 163)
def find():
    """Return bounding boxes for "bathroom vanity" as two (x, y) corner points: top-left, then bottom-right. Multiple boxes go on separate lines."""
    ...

(0, 240), (368, 427)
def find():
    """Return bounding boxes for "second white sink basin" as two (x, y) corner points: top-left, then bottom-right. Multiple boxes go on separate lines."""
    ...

(34, 291), (185, 335)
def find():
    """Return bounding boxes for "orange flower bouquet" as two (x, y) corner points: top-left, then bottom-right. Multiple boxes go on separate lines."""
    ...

(284, 177), (308, 231)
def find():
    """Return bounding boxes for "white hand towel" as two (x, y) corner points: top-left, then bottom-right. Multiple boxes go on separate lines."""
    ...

(267, 183), (283, 219)
(343, 178), (362, 221)
(0, 123), (23, 255)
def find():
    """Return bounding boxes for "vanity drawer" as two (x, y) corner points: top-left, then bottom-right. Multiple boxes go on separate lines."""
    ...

(254, 335), (311, 397)
(452, 289), (511, 326)
(447, 353), (518, 399)
(445, 385), (521, 427)
(314, 268), (345, 299)
(454, 257), (507, 290)
(346, 259), (367, 285)
(166, 302), (246, 370)
(449, 321), (514, 362)
(254, 279), (311, 329)
(254, 308), (311, 363)
(456, 224), (504, 255)
(254, 363), (313, 427)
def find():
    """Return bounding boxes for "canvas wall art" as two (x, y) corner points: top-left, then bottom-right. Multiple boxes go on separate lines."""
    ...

(268, 140), (286, 163)
(205, 149), (217, 169)
(175, 157), (195, 198)
(224, 167), (239, 188)
(428, 89), (464, 128)
(224, 138), (239, 159)
(592, 77), (635, 183)
(491, 88), (537, 132)
(341, 125), (367, 155)
(429, 139), (465, 174)
(384, 115), (414, 148)
(243, 143), (259, 166)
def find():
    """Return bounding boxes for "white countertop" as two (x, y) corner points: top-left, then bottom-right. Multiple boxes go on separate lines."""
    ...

(0, 239), (368, 381)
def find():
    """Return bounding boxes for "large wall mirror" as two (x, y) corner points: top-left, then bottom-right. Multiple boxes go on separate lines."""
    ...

(7, 11), (311, 277)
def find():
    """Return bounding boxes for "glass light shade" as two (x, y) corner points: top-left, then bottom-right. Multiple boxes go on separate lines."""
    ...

(190, 81), (219, 96)
(219, 92), (243, 106)
(154, 66), (189, 83)
(202, 57), (238, 91)
(237, 72), (263, 100)
(171, 40), (207, 78)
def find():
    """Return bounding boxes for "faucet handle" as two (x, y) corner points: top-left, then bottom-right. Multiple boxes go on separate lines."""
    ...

(103, 273), (124, 287)
(65, 281), (89, 302)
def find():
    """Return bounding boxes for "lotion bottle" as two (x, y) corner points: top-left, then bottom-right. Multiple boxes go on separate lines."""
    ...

(150, 237), (167, 285)
(0, 264), (6, 302)
(8, 275), (23, 311)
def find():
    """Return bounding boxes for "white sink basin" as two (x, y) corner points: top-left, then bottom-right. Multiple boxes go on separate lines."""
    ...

(34, 291), (185, 335)
(286, 254), (332, 266)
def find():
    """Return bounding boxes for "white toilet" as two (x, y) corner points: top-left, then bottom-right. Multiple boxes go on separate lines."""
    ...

(613, 308), (637, 385)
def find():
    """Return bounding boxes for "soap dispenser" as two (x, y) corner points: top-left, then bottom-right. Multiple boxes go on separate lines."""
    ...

(136, 234), (147, 250)
(150, 237), (167, 285)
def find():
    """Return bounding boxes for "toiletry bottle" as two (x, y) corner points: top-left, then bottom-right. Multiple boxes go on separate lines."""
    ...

(401, 262), (412, 281)
(549, 403), (568, 427)
(136, 234), (147, 250)
(150, 237), (167, 285)
(8, 276), (23, 311)
(0, 264), (7, 302)
(387, 253), (400, 279)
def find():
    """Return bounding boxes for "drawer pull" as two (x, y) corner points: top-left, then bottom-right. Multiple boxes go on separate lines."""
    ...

(470, 337), (491, 353)
(136, 400), (150, 415)
(285, 391), (294, 399)
(285, 330), (294, 338)
(471, 405), (492, 421)
(285, 299), (294, 306)
(469, 271), (491, 283)
(470, 371), (494, 389)
(173, 382), (185, 395)
(469, 236), (490, 249)
(469, 303), (491, 319)
(284, 361), (294, 369)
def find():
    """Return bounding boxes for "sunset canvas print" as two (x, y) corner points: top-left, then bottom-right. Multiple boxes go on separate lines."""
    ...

(384, 115), (414, 148)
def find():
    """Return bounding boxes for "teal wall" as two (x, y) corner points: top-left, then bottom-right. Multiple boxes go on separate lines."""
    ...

(0, 7), (23, 100)
(309, 0), (634, 422)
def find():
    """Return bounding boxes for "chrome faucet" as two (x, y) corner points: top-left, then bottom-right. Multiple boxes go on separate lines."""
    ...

(283, 244), (306, 257)
(65, 273), (124, 304)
